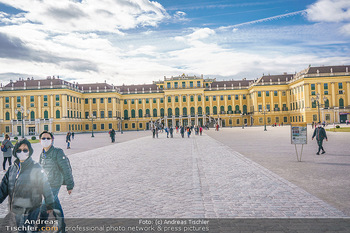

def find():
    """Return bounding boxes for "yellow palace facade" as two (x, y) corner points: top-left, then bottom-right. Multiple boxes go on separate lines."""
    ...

(0, 65), (349, 136)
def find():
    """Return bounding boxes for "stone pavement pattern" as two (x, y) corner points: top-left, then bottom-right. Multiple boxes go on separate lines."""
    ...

(0, 132), (346, 218)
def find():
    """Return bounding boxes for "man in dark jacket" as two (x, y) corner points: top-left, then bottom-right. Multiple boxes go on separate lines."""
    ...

(0, 138), (54, 232)
(312, 122), (328, 155)
(39, 131), (74, 233)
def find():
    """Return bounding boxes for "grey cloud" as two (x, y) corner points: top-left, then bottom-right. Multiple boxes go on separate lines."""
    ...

(0, 32), (99, 73)
(46, 4), (87, 21)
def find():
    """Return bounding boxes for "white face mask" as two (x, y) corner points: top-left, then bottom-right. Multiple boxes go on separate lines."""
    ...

(41, 139), (52, 148)
(17, 152), (29, 161)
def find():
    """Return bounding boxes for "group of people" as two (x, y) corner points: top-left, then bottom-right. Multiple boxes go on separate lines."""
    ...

(152, 125), (204, 139)
(65, 131), (74, 149)
(1, 131), (74, 233)
(109, 128), (116, 143)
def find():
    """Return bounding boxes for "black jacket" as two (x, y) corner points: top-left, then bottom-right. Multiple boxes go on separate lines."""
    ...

(0, 157), (54, 214)
(39, 146), (74, 190)
(312, 127), (328, 141)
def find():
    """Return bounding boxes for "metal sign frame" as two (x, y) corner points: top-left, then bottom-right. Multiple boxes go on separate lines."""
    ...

(291, 122), (307, 162)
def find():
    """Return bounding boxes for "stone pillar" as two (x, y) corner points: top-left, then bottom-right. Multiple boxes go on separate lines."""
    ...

(179, 95), (183, 115)
(104, 98), (107, 119)
(304, 84), (310, 109)
(38, 96), (42, 118)
(331, 82), (336, 107)
(62, 94), (67, 118)
(346, 81), (350, 107)
(278, 91), (282, 110)
(97, 98), (100, 118)
(112, 97), (116, 118)
(157, 98), (160, 117)
(254, 92), (258, 112)
(239, 94), (243, 112)
(136, 98), (139, 118)
(224, 95), (228, 112)
(89, 98), (92, 117)
(50, 95), (54, 118)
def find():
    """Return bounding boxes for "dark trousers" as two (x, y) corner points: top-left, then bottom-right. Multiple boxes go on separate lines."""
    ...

(317, 140), (325, 153)
(40, 187), (65, 233)
(3, 157), (12, 170)
(15, 208), (40, 233)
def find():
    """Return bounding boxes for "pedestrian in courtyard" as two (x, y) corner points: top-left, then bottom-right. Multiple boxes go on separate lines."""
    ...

(66, 132), (71, 149)
(2, 134), (14, 172)
(71, 132), (75, 139)
(110, 128), (116, 143)
(165, 127), (169, 138)
(39, 131), (74, 233)
(312, 122), (328, 155)
(169, 127), (174, 138)
(180, 126), (185, 138)
(152, 127), (156, 138)
(0, 138), (54, 233)
(176, 126), (179, 133)
(155, 127), (159, 138)
(187, 127), (191, 138)
(199, 126), (203, 136)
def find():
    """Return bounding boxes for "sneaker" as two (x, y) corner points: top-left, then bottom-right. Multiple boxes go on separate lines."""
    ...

(321, 151), (326, 154)
(316, 152), (320, 155)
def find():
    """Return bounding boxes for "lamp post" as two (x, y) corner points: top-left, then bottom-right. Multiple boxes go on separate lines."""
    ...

(311, 93), (328, 122)
(89, 115), (96, 137)
(241, 113), (245, 129)
(263, 106), (267, 131)
(15, 106), (30, 138)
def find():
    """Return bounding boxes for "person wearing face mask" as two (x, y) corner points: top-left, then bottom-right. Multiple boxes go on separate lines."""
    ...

(312, 122), (328, 155)
(0, 138), (54, 233)
(38, 131), (74, 233)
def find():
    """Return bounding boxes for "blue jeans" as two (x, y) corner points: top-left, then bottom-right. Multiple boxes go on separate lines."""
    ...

(40, 187), (65, 233)
(15, 207), (40, 233)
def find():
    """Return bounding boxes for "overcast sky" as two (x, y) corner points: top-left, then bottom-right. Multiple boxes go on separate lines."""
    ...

(0, 0), (350, 85)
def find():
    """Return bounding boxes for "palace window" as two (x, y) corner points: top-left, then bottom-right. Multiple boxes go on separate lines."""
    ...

(198, 95), (201, 101)
(228, 95), (231, 100)
(213, 96), (216, 101)
(56, 110), (60, 119)
(339, 83), (343, 89)
(93, 98), (96, 104)
(311, 84), (315, 90)
(108, 97), (112, 103)
(257, 92), (261, 97)
(30, 96), (34, 102)
(191, 96), (194, 102)
(56, 124), (60, 132)
(220, 95), (224, 101)
(168, 96), (171, 103)
(175, 96), (179, 102)
(146, 98), (149, 104)
(5, 97), (9, 103)
(274, 91), (278, 96)
(324, 83), (328, 90)
(266, 91), (269, 97)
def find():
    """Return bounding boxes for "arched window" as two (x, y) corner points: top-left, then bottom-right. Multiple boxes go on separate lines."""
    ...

(339, 98), (344, 107)
(160, 108), (164, 117)
(146, 109), (150, 116)
(243, 105), (247, 113)
(44, 110), (48, 119)
(168, 108), (172, 117)
(198, 95), (201, 101)
(183, 107), (187, 116)
(30, 111), (35, 120)
(190, 107), (195, 116)
(220, 106), (225, 113)
(213, 106), (217, 115)
(205, 106), (210, 115)
(131, 109), (135, 118)
(153, 109), (157, 117)
(228, 105), (232, 113)
(235, 105), (240, 111)
(312, 101), (316, 108)
(138, 109), (143, 118)
(17, 111), (22, 120)
(56, 110), (60, 119)
(175, 108), (179, 116)
(5, 112), (10, 121)
(124, 110), (128, 119)
(324, 99), (329, 108)
(198, 107), (202, 115)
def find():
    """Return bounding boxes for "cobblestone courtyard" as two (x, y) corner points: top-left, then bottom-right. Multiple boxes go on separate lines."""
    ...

(1, 128), (348, 218)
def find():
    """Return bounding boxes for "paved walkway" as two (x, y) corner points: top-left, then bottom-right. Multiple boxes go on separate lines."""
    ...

(0, 131), (345, 218)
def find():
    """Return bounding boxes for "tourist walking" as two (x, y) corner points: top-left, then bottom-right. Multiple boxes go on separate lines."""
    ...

(187, 127), (191, 138)
(110, 128), (116, 143)
(2, 134), (14, 172)
(66, 132), (71, 149)
(39, 131), (74, 233)
(0, 138), (54, 233)
(199, 126), (203, 136)
(169, 127), (174, 138)
(312, 122), (328, 155)
(180, 126), (185, 138)
(165, 127), (169, 138)
(71, 132), (75, 139)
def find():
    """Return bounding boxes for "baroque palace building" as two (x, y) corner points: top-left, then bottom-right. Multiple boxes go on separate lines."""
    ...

(0, 65), (349, 136)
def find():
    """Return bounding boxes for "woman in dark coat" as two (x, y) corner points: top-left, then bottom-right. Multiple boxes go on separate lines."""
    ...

(2, 134), (14, 171)
(0, 138), (54, 232)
